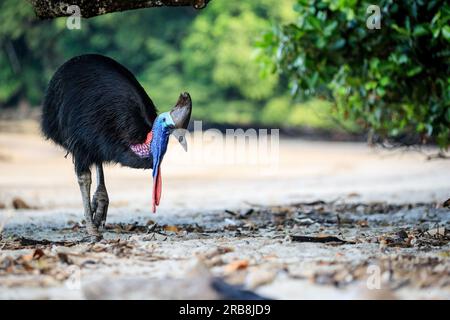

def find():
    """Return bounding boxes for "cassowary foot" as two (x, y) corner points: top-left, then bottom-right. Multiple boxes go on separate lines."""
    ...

(85, 217), (102, 242)
(85, 222), (102, 237)
(77, 169), (102, 242)
(92, 186), (109, 229)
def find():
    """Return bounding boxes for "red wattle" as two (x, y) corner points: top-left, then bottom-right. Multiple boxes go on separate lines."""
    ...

(152, 166), (162, 213)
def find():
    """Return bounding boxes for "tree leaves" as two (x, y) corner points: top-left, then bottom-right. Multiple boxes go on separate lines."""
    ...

(259, 0), (450, 149)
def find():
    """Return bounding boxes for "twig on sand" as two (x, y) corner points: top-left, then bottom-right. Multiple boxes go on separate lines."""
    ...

(291, 235), (351, 244)
(292, 197), (343, 207)
(16, 237), (77, 247)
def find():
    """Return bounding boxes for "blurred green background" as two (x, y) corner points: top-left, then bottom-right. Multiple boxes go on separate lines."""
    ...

(0, 0), (448, 147)
(0, 0), (343, 132)
(259, 0), (449, 148)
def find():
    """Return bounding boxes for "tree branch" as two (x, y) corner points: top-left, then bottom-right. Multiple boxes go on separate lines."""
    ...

(29, 0), (211, 19)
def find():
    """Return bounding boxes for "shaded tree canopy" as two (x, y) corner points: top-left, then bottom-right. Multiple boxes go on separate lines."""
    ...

(29, 0), (211, 19)
(6, 1), (342, 131)
(259, 0), (450, 149)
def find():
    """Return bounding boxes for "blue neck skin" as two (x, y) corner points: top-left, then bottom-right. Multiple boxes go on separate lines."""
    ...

(150, 112), (175, 177)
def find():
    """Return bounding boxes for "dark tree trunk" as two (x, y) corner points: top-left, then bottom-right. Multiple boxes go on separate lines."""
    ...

(29, 0), (211, 19)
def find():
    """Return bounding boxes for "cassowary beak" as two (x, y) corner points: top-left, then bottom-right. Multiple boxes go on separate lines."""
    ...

(170, 92), (192, 152)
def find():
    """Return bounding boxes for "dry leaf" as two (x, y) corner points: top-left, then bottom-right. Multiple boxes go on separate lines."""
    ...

(356, 220), (369, 227)
(20, 249), (44, 262)
(124, 224), (137, 232)
(91, 244), (107, 252)
(203, 247), (233, 260)
(347, 192), (361, 198)
(33, 249), (45, 260)
(21, 262), (35, 272)
(163, 225), (179, 233)
(20, 253), (34, 263)
(224, 260), (249, 273)
(12, 197), (31, 209)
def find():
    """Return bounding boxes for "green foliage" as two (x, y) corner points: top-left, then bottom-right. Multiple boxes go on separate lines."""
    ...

(260, 96), (359, 130)
(181, 0), (295, 119)
(1, 0), (309, 127)
(259, 0), (450, 148)
(0, 1), (57, 105)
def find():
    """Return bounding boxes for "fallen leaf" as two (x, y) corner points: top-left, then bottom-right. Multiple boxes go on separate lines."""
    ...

(347, 192), (361, 198)
(224, 260), (249, 273)
(203, 246), (234, 260)
(91, 244), (107, 252)
(124, 223), (137, 232)
(33, 249), (45, 260)
(21, 262), (35, 272)
(20, 253), (34, 263)
(163, 225), (179, 233)
(20, 249), (44, 262)
(356, 220), (369, 228)
(12, 197), (31, 209)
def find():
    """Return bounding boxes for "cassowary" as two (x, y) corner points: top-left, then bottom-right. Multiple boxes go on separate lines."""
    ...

(41, 54), (192, 241)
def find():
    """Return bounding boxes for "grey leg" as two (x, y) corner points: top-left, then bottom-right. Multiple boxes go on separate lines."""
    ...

(92, 163), (109, 229)
(77, 170), (101, 241)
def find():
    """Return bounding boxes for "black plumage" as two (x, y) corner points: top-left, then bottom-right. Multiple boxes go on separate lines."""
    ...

(41, 54), (157, 174)
(41, 54), (192, 240)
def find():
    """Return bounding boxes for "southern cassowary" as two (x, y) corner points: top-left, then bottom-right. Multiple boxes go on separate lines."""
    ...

(41, 54), (192, 241)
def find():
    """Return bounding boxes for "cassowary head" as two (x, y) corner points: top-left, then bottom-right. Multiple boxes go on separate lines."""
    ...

(150, 92), (192, 212)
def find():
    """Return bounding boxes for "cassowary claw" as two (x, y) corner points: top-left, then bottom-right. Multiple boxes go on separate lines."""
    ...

(91, 186), (109, 229)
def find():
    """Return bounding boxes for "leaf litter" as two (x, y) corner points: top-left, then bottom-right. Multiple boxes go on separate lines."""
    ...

(0, 200), (449, 299)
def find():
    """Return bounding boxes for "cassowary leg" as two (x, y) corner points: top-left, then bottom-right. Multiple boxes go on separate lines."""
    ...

(92, 163), (109, 229)
(77, 170), (102, 241)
